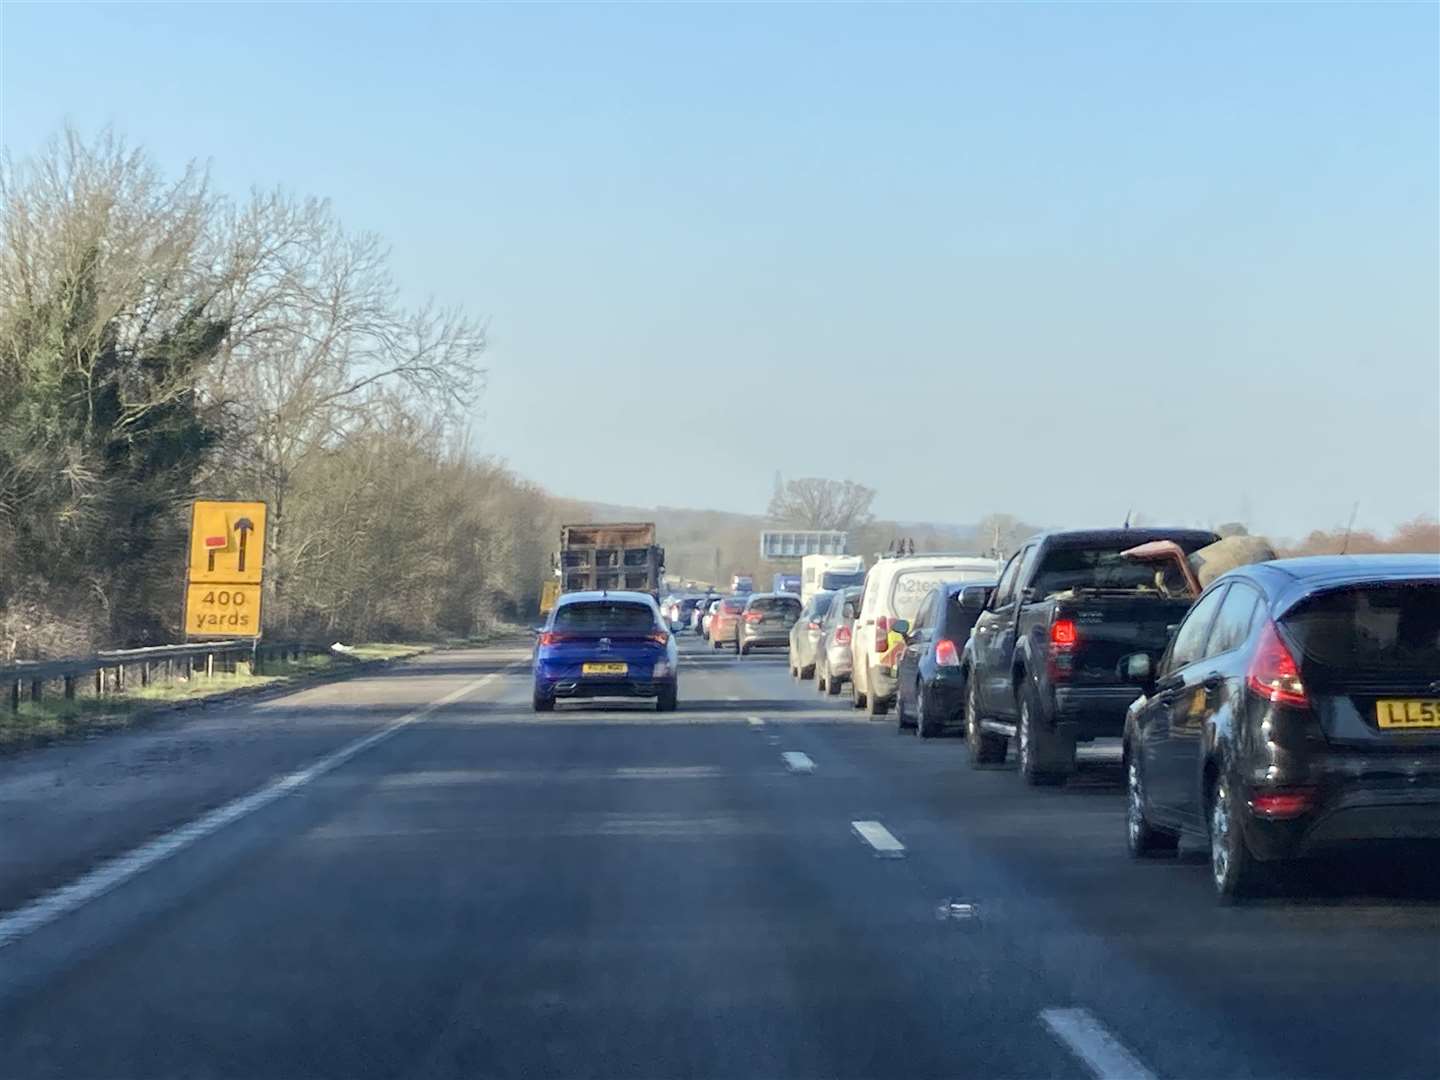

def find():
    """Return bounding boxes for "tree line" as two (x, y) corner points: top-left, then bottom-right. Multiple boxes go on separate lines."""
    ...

(0, 128), (555, 660)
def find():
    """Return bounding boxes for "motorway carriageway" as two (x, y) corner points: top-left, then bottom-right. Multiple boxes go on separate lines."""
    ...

(0, 637), (1436, 1079)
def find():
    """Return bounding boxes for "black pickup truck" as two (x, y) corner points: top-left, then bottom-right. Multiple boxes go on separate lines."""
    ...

(960, 528), (1218, 785)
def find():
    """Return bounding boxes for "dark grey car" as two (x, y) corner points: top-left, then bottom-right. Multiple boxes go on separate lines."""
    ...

(736, 593), (802, 656)
(788, 590), (836, 680)
(815, 586), (862, 696)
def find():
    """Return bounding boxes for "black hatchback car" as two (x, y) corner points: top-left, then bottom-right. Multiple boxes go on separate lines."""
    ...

(1122, 555), (1440, 900)
(895, 581), (994, 738)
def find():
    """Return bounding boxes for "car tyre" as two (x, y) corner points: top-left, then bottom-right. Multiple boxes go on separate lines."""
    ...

(1209, 773), (1272, 902)
(826, 672), (843, 696)
(966, 677), (1006, 764)
(915, 684), (938, 739)
(1018, 684), (1067, 786)
(1125, 748), (1178, 857)
(532, 690), (555, 713)
(896, 687), (914, 732)
(656, 683), (678, 712)
(800, 662), (814, 681)
(850, 673), (867, 710)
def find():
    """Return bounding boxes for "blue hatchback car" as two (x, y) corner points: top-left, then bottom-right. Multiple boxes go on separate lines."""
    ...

(533, 591), (679, 712)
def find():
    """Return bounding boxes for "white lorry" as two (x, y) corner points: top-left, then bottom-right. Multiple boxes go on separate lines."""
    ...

(799, 554), (867, 605)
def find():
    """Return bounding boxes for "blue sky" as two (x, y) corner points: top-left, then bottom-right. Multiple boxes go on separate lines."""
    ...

(4, 2), (1436, 538)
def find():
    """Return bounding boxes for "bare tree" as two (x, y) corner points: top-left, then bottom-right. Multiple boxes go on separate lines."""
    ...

(767, 477), (876, 532)
(206, 192), (486, 626)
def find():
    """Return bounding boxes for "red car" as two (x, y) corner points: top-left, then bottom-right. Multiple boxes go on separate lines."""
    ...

(708, 596), (747, 649)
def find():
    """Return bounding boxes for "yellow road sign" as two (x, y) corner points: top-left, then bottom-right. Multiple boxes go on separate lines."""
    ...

(188, 501), (266, 585)
(185, 584), (263, 638)
(540, 580), (561, 615)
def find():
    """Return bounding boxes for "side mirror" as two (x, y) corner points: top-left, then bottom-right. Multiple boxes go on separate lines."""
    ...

(958, 585), (992, 612)
(889, 618), (911, 638)
(1020, 586), (1041, 604)
(1119, 652), (1153, 683)
(842, 602), (857, 619)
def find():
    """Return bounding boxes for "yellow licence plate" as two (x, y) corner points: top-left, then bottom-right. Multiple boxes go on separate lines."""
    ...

(582, 662), (628, 676)
(1376, 699), (1440, 729)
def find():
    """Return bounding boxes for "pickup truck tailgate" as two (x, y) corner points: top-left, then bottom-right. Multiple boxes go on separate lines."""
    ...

(1053, 591), (1193, 685)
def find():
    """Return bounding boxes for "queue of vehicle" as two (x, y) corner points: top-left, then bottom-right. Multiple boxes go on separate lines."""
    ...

(533, 525), (1440, 903)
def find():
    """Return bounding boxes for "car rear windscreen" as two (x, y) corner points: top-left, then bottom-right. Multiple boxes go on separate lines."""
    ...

(811, 592), (836, 617)
(821, 570), (865, 590)
(553, 602), (656, 633)
(1283, 582), (1439, 674)
(720, 598), (747, 612)
(751, 596), (801, 615)
(1032, 546), (1164, 594)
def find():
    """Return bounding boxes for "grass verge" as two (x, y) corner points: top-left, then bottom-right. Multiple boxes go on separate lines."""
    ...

(0, 643), (431, 755)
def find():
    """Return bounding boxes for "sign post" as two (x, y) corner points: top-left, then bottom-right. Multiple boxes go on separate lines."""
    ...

(185, 501), (267, 639)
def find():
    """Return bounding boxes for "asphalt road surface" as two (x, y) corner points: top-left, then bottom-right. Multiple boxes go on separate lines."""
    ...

(1, 638), (1437, 1079)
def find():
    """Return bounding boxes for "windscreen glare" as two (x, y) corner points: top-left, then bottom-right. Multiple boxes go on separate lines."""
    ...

(1283, 582), (1440, 674)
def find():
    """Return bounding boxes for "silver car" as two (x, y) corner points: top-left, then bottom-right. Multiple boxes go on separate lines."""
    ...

(788, 590), (837, 680)
(735, 593), (801, 657)
(815, 586), (862, 696)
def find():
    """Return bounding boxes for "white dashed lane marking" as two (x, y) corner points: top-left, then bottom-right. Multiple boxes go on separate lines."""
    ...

(1040, 1007), (1156, 1080)
(781, 751), (815, 773)
(850, 820), (905, 857)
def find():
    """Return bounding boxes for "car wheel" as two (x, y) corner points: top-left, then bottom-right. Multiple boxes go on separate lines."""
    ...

(850, 672), (866, 710)
(915, 683), (937, 739)
(532, 689), (555, 713)
(865, 667), (889, 717)
(1018, 685), (1066, 786)
(1126, 748), (1178, 857)
(815, 659), (827, 694)
(789, 655), (798, 678)
(966, 676), (1006, 764)
(895, 687), (913, 732)
(800, 662), (814, 681)
(1209, 773), (1271, 902)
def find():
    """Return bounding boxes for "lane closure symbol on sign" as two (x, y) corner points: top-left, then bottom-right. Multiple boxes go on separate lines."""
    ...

(186, 500), (267, 639)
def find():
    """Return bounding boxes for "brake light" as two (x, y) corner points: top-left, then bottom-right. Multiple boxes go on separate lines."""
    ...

(874, 615), (889, 653)
(649, 631), (669, 646)
(744, 611), (764, 623)
(1246, 621), (1308, 707)
(538, 631), (562, 646)
(1047, 618), (1078, 682)
(935, 639), (960, 667)
(835, 625), (851, 645)
(807, 620), (821, 631)
(1248, 789), (1315, 819)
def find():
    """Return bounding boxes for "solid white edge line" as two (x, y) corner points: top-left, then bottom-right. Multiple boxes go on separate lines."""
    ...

(781, 751), (814, 773)
(850, 819), (905, 856)
(746, 716), (765, 726)
(1040, 1007), (1156, 1080)
(0, 669), (509, 950)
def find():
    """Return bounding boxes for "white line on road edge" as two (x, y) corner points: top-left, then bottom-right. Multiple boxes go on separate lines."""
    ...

(0, 671), (505, 950)
(851, 820), (905, 857)
(726, 695), (741, 702)
(781, 751), (814, 773)
(747, 716), (765, 727)
(1040, 1008), (1156, 1080)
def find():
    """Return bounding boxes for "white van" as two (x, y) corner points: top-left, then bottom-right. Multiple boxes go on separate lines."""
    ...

(800, 554), (866, 605)
(849, 554), (999, 716)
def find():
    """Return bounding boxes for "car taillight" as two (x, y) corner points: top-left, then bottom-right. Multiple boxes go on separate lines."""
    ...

(1047, 618), (1078, 681)
(649, 632), (669, 646)
(1246, 621), (1308, 707)
(1248, 789), (1315, 819)
(807, 620), (821, 631)
(538, 631), (561, 646)
(874, 615), (889, 653)
(935, 638), (960, 667)
(744, 611), (763, 623)
(835, 625), (851, 645)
